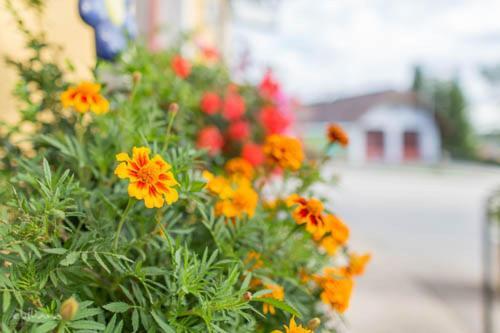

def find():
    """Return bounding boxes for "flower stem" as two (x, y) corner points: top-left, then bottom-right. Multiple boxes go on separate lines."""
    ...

(113, 198), (134, 250)
(165, 104), (178, 147)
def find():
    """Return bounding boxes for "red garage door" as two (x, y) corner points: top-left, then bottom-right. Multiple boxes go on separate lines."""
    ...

(366, 130), (385, 161)
(403, 131), (420, 161)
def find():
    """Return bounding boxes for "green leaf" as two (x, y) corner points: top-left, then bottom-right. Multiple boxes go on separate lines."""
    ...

(34, 321), (58, 333)
(68, 320), (105, 330)
(73, 307), (102, 320)
(151, 311), (175, 333)
(103, 302), (131, 313)
(43, 248), (67, 255)
(2, 291), (11, 312)
(251, 298), (302, 318)
(94, 252), (111, 273)
(60, 251), (80, 266)
(131, 309), (139, 333)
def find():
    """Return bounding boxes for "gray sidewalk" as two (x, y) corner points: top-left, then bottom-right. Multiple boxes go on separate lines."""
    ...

(314, 162), (500, 332)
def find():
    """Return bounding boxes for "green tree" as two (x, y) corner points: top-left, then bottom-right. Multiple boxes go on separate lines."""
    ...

(411, 67), (476, 159)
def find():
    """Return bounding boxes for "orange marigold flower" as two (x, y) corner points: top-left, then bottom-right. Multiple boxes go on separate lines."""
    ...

(263, 135), (304, 171)
(327, 123), (349, 146)
(225, 157), (254, 180)
(204, 171), (258, 220)
(271, 317), (312, 333)
(347, 252), (371, 276)
(318, 275), (353, 313)
(215, 182), (258, 219)
(203, 171), (234, 199)
(287, 194), (328, 237)
(114, 147), (179, 208)
(319, 214), (350, 255)
(171, 55), (191, 79)
(244, 251), (264, 270)
(261, 284), (285, 315)
(61, 81), (109, 114)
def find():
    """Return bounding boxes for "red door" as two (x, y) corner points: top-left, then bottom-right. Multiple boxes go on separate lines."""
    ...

(366, 130), (384, 161)
(403, 131), (420, 161)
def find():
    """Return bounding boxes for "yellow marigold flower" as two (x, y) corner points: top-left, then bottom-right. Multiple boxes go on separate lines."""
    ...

(327, 123), (349, 146)
(203, 171), (234, 199)
(263, 134), (304, 171)
(271, 317), (313, 333)
(261, 284), (285, 315)
(319, 276), (353, 313)
(244, 251), (264, 270)
(225, 157), (254, 180)
(61, 81), (109, 114)
(348, 252), (371, 276)
(115, 147), (179, 208)
(287, 194), (328, 237)
(215, 182), (258, 219)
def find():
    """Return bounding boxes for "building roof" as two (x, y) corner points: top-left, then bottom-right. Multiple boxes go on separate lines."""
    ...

(300, 90), (422, 123)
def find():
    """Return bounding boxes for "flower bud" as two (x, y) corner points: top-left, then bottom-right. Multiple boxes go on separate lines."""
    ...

(132, 71), (142, 85)
(60, 297), (79, 321)
(243, 291), (252, 301)
(169, 103), (179, 114)
(307, 317), (321, 330)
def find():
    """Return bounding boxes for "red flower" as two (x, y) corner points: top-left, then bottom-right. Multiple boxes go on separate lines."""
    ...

(259, 106), (291, 135)
(223, 92), (246, 121)
(242, 143), (264, 166)
(197, 126), (224, 156)
(171, 55), (191, 79)
(259, 71), (280, 100)
(228, 120), (250, 141)
(200, 92), (221, 115)
(200, 45), (219, 62)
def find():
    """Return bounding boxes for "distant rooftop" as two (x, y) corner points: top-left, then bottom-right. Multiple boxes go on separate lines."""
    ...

(300, 90), (422, 122)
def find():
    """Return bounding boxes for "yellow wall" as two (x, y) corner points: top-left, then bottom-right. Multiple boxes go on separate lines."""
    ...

(0, 0), (95, 122)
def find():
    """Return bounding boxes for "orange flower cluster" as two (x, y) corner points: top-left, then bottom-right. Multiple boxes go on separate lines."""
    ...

(263, 135), (304, 171)
(311, 252), (371, 313)
(271, 317), (313, 333)
(114, 147), (179, 208)
(260, 283), (285, 315)
(203, 169), (258, 220)
(327, 123), (349, 146)
(61, 82), (109, 114)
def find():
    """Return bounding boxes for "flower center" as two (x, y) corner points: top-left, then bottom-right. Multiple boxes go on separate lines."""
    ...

(137, 164), (158, 184)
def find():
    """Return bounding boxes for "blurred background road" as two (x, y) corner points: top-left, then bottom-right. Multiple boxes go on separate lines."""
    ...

(317, 162), (500, 333)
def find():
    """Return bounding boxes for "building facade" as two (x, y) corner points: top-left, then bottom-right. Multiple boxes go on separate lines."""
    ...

(136, 0), (231, 57)
(301, 91), (442, 164)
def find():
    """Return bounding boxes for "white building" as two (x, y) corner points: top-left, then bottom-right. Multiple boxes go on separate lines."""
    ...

(135, 0), (231, 56)
(300, 91), (442, 164)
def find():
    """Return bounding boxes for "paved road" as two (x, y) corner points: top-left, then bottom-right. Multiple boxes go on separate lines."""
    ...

(315, 163), (500, 333)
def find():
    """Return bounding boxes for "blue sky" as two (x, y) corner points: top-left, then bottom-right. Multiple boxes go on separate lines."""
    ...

(231, 0), (500, 132)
